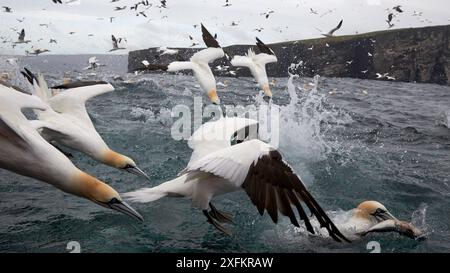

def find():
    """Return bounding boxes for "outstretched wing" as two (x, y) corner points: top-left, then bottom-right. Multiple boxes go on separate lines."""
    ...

(48, 82), (114, 129)
(328, 20), (343, 35)
(255, 37), (275, 55)
(111, 35), (118, 49)
(18, 29), (25, 41)
(190, 47), (224, 64)
(185, 139), (349, 242)
(201, 23), (221, 48)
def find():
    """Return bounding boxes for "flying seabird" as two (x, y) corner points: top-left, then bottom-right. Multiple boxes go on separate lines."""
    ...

(0, 82), (143, 221)
(49, 39), (57, 44)
(386, 13), (395, 28)
(19, 69), (150, 180)
(109, 35), (126, 52)
(230, 37), (277, 99)
(158, 46), (179, 55)
(223, 0), (231, 7)
(309, 8), (318, 14)
(52, 0), (63, 3)
(114, 6), (127, 11)
(260, 10), (274, 19)
(125, 117), (348, 241)
(321, 19), (343, 37)
(15, 29), (31, 44)
(167, 48), (223, 104)
(83, 56), (105, 70)
(393, 5), (403, 13)
(2, 6), (12, 12)
(26, 48), (50, 56)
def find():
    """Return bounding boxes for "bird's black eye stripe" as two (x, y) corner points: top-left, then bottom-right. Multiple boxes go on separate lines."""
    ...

(371, 208), (386, 215)
(123, 164), (133, 169)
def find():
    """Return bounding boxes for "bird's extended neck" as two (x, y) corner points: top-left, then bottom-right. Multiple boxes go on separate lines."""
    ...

(71, 171), (116, 203)
(102, 149), (127, 169)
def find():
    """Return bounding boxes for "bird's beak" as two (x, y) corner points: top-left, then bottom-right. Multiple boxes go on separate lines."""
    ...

(208, 89), (220, 105)
(97, 198), (144, 222)
(262, 84), (273, 101)
(125, 166), (151, 181)
(378, 210), (398, 221)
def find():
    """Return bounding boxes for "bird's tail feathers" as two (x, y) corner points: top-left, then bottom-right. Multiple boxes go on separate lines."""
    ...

(123, 174), (191, 203)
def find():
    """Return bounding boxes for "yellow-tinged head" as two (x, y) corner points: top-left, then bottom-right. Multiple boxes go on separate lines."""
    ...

(207, 88), (220, 105)
(353, 200), (397, 222)
(103, 149), (150, 181)
(262, 83), (273, 99)
(73, 171), (143, 221)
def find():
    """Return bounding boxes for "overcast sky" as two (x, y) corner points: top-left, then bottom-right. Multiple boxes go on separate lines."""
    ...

(0, 0), (449, 55)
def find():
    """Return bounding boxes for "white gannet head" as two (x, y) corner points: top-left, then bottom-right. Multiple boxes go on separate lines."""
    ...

(353, 200), (398, 223)
(73, 171), (143, 221)
(103, 149), (150, 181)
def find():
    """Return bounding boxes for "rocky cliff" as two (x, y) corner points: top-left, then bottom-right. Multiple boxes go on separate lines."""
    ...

(128, 25), (450, 85)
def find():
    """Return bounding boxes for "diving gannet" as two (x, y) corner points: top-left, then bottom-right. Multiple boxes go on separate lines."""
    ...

(230, 37), (277, 99)
(125, 117), (348, 242)
(20, 69), (150, 180)
(0, 83), (143, 221)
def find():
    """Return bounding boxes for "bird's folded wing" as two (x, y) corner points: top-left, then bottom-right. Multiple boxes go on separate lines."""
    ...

(48, 82), (114, 126)
(191, 47), (224, 63)
(185, 139), (348, 242)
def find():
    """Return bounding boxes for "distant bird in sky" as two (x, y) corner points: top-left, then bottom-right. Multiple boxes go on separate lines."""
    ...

(386, 13), (394, 28)
(260, 10), (274, 19)
(412, 11), (423, 16)
(393, 5), (403, 13)
(110, 17), (115, 23)
(2, 6), (12, 13)
(223, 0), (231, 7)
(253, 28), (264, 32)
(17, 18), (25, 23)
(309, 8), (318, 14)
(15, 29), (31, 44)
(114, 6), (127, 11)
(137, 11), (147, 17)
(39, 23), (49, 28)
(230, 21), (239, 26)
(49, 39), (57, 44)
(321, 19), (343, 37)
(26, 48), (50, 56)
(109, 35), (126, 52)
(52, 0), (63, 3)
(69, 31), (76, 35)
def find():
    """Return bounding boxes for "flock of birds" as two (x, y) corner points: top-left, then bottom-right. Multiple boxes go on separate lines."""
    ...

(0, 20), (426, 242)
(0, 2), (436, 56)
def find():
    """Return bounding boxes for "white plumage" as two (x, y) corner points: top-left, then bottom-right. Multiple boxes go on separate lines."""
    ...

(167, 47), (224, 104)
(0, 83), (143, 221)
(231, 48), (277, 97)
(125, 117), (347, 241)
(20, 71), (149, 180)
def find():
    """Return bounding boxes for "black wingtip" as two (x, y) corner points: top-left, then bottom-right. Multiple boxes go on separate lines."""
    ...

(20, 67), (37, 85)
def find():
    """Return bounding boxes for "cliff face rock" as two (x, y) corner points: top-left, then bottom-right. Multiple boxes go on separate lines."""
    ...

(128, 25), (450, 85)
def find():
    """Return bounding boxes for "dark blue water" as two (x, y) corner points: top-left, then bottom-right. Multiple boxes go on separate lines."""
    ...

(0, 55), (449, 253)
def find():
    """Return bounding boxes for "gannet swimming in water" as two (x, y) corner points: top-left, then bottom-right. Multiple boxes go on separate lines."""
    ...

(20, 69), (150, 180)
(0, 83), (143, 221)
(230, 38), (277, 99)
(125, 117), (348, 242)
(338, 201), (424, 240)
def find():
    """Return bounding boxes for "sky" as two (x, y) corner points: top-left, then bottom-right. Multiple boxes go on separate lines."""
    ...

(0, 0), (449, 55)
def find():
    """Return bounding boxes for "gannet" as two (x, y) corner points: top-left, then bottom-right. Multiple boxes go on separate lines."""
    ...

(167, 25), (225, 104)
(125, 117), (348, 242)
(84, 57), (105, 70)
(230, 38), (277, 99)
(340, 201), (424, 240)
(20, 69), (150, 180)
(386, 13), (394, 28)
(321, 20), (343, 37)
(158, 47), (179, 56)
(26, 48), (50, 56)
(109, 35), (126, 52)
(0, 83), (143, 221)
(15, 29), (31, 44)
